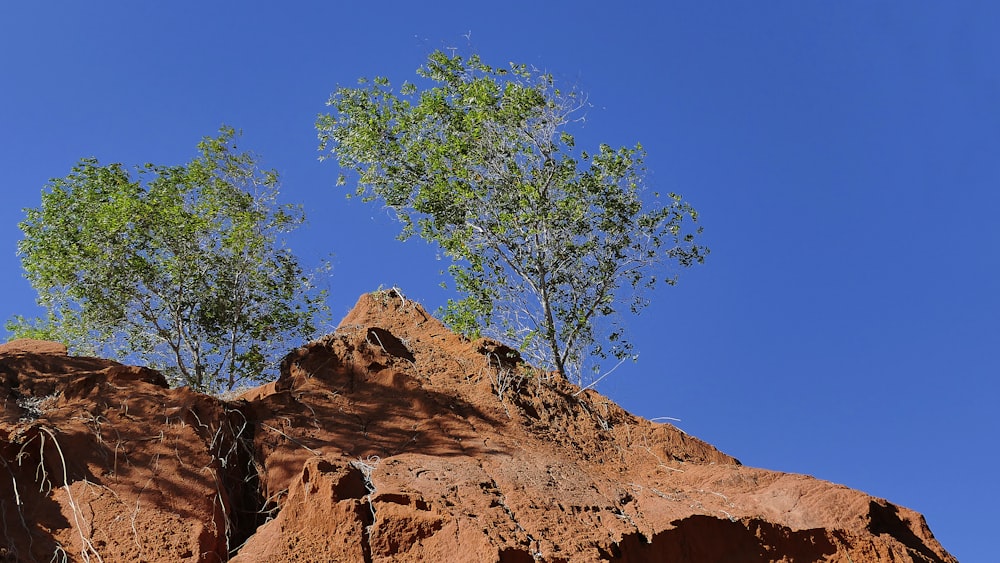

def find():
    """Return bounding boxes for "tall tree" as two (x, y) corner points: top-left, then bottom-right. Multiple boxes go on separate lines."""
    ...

(11, 127), (329, 392)
(317, 51), (707, 382)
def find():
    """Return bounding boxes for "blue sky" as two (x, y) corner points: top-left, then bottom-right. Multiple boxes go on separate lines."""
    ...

(2, 2), (996, 560)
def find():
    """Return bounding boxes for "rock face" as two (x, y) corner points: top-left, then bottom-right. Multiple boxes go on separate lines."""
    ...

(0, 291), (955, 562)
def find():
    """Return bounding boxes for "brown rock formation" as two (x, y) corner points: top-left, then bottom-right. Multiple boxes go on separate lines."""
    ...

(0, 290), (955, 562)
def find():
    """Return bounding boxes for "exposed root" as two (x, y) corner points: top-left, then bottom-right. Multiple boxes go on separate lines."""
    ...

(261, 424), (321, 456)
(350, 455), (381, 529)
(350, 455), (381, 563)
(36, 427), (104, 563)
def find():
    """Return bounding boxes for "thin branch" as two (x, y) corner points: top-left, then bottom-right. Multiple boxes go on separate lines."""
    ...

(572, 354), (633, 397)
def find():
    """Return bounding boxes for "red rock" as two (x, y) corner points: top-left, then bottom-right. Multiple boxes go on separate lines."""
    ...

(0, 291), (955, 562)
(0, 338), (68, 356)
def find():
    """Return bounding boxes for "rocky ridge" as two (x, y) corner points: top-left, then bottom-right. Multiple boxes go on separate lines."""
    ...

(0, 290), (954, 562)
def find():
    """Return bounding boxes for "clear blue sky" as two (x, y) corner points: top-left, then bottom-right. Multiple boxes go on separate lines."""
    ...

(2, 2), (996, 560)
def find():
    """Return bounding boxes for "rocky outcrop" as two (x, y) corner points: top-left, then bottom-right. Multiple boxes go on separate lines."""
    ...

(0, 292), (955, 562)
(0, 339), (255, 561)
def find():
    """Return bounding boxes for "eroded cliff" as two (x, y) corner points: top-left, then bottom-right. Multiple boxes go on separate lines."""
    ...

(0, 291), (954, 562)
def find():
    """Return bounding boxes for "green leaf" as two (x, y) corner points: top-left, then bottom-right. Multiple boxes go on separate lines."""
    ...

(317, 50), (707, 384)
(14, 126), (331, 393)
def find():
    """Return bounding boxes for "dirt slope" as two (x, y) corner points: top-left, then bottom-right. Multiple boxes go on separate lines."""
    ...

(0, 291), (955, 562)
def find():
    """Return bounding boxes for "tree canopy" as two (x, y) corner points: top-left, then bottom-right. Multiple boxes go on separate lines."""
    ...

(317, 51), (707, 382)
(11, 127), (329, 392)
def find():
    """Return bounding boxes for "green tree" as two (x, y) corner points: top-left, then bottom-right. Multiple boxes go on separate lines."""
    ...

(10, 126), (329, 392)
(317, 51), (707, 382)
